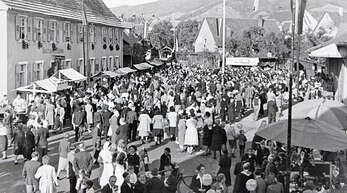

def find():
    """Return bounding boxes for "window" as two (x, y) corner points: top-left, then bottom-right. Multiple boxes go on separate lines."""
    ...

(78, 58), (84, 75)
(108, 27), (113, 44)
(108, 56), (113, 71)
(114, 56), (120, 69)
(64, 59), (72, 69)
(63, 22), (71, 42)
(90, 58), (96, 75)
(102, 27), (108, 44)
(15, 62), (28, 87)
(33, 61), (44, 81)
(48, 21), (58, 42)
(33, 18), (44, 42)
(15, 15), (27, 40)
(101, 57), (107, 71)
(89, 25), (96, 43)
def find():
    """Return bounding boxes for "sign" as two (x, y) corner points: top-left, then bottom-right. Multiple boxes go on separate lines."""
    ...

(246, 179), (257, 191)
(202, 174), (213, 186)
(56, 80), (69, 91)
(226, 57), (259, 66)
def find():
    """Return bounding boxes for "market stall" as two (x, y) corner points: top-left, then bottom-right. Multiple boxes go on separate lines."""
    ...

(57, 68), (87, 82)
(116, 67), (137, 75)
(134, 63), (153, 71)
(16, 77), (70, 94)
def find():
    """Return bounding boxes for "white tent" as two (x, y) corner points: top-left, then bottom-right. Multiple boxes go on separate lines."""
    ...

(309, 43), (343, 58)
(58, 68), (87, 82)
(17, 77), (69, 94)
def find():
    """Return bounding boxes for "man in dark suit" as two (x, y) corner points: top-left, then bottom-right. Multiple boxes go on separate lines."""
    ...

(121, 172), (135, 193)
(35, 121), (49, 161)
(190, 164), (210, 193)
(126, 105), (138, 142)
(72, 143), (93, 178)
(23, 126), (35, 160)
(73, 106), (84, 142)
(163, 165), (178, 193)
(101, 175), (118, 193)
(102, 106), (113, 138)
(254, 169), (266, 193)
(145, 169), (165, 193)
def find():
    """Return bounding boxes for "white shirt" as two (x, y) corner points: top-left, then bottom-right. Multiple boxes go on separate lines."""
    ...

(167, 112), (177, 127)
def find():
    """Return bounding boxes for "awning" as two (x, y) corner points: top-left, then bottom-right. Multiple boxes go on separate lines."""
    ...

(150, 61), (163, 67)
(226, 57), (259, 66)
(16, 77), (69, 94)
(116, 67), (137, 75)
(103, 71), (123, 78)
(309, 43), (343, 58)
(59, 68), (87, 82)
(134, 63), (153, 70)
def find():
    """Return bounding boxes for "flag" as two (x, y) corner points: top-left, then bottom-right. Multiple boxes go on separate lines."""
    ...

(339, 7), (344, 17)
(295, 0), (307, 34)
(81, 0), (88, 26)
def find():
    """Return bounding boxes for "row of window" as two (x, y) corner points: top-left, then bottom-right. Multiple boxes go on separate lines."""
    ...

(15, 15), (122, 45)
(15, 56), (120, 88)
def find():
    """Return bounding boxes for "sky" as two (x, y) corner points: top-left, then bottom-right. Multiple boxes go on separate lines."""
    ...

(103, 0), (159, 8)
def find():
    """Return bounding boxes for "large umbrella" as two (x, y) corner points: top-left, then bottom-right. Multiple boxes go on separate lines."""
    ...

(256, 118), (347, 152)
(281, 99), (347, 130)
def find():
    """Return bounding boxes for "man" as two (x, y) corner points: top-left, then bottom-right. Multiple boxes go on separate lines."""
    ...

(67, 145), (79, 193)
(145, 168), (165, 193)
(126, 104), (138, 142)
(233, 162), (254, 193)
(102, 106), (113, 138)
(73, 106), (84, 142)
(57, 133), (70, 179)
(163, 165), (178, 193)
(121, 172), (135, 193)
(253, 169), (266, 193)
(190, 164), (209, 193)
(159, 147), (172, 171)
(267, 87), (277, 124)
(23, 126), (35, 160)
(73, 143), (93, 179)
(35, 121), (49, 161)
(101, 175), (119, 193)
(22, 152), (41, 193)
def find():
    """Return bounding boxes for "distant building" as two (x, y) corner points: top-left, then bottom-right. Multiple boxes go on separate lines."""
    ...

(194, 17), (280, 53)
(0, 0), (130, 97)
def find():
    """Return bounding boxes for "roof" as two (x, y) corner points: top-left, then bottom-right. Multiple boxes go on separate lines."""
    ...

(58, 68), (86, 82)
(0, 0), (131, 28)
(204, 17), (280, 46)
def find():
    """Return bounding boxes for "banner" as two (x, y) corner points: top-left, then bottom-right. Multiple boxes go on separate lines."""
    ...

(226, 57), (259, 66)
(295, 0), (307, 34)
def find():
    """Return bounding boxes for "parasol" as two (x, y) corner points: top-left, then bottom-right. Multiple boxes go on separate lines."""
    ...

(256, 118), (347, 152)
(281, 99), (347, 130)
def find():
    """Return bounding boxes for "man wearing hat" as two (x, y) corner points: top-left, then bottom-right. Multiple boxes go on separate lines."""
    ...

(121, 172), (135, 193)
(22, 152), (40, 193)
(145, 168), (165, 193)
(159, 147), (172, 171)
(57, 133), (71, 179)
(126, 103), (138, 142)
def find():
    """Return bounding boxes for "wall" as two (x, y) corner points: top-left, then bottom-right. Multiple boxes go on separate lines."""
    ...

(0, 7), (8, 97)
(327, 58), (347, 104)
(194, 19), (218, 53)
(6, 10), (124, 98)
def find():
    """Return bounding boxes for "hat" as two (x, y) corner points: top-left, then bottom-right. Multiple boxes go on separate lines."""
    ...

(164, 147), (171, 153)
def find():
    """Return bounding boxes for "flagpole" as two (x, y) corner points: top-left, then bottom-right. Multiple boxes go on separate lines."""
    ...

(222, 0), (226, 89)
(286, 0), (295, 192)
(81, 0), (90, 85)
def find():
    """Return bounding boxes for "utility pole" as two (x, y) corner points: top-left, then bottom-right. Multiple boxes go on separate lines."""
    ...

(81, 0), (90, 85)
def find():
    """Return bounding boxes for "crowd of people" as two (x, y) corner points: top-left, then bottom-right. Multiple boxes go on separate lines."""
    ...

(0, 62), (333, 193)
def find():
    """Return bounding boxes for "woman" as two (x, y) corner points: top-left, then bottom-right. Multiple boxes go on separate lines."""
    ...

(109, 109), (120, 145)
(45, 100), (55, 131)
(218, 149), (231, 191)
(13, 123), (25, 164)
(0, 121), (8, 159)
(35, 155), (58, 193)
(210, 120), (227, 159)
(134, 172), (146, 193)
(137, 110), (151, 144)
(184, 110), (198, 154)
(152, 109), (164, 145)
(202, 112), (213, 155)
(114, 152), (126, 193)
(98, 141), (114, 188)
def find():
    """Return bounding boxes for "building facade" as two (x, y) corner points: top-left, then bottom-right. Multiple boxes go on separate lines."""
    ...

(0, 0), (130, 98)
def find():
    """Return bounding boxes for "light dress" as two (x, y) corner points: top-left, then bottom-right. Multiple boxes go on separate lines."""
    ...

(184, 118), (199, 146)
(137, 113), (151, 137)
(99, 148), (114, 188)
(34, 165), (58, 193)
(114, 163), (125, 193)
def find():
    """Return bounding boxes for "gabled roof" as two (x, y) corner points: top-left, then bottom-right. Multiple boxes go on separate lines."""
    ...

(0, 0), (131, 28)
(204, 17), (280, 46)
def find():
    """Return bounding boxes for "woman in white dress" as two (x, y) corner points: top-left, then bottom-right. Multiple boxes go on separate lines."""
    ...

(137, 111), (151, 144)
(113, 151), (126, 193)
(98, 141), (114, 188)
(184, 111), (199, 154)
(44, 101), (55, 130)
(35, 155), (58, 193)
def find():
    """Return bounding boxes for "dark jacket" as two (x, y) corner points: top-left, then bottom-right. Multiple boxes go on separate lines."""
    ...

(35, 127), (49, 148)
(190, 174), (210, 193)
(102, 110), (113, 128)
(211, 125), (227, 151)
(127, 153), (140, 174)
(233, 171), (254, 193)
(266, 182), (284, 193)
(164, 175), (178, 193)
(254, 176), (266, 193)
(134, 182), (146, 193)
(121, 182), (134, 193)
(145, 176), (164, 193)
(101, 184), (114, 193)
(159, 153), (171, 171)
(72, 151), (93, 175)
(218, 154), (232, 186)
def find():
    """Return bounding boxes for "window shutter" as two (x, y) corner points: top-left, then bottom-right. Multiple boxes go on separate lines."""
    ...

(77, 23), (81, 42)
(33, 19), (37, 42)
(48, 21), (52, 42)
(27, 17), (32, 41)
(32, 63), (36, 81)
(93, 25), (96, 43)
(27, 63), (32, 83)
(62, 23), (66, 42)
(15, 15), (20, 41)
(15, 64), (20, 88)
(42, 20), (47, 42)
(56, 22), (60, 43)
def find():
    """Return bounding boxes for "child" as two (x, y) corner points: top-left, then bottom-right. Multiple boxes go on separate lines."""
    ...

(93, 137), (102, 165)
(75, 170), (88, 192)
(139, 148), (150, 172)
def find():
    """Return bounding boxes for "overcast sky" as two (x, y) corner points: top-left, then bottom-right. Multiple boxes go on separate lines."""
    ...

(103, 0), (159, 8)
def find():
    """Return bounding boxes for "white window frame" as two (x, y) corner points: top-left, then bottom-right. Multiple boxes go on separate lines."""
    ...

(65, 59), (72, 69)
(114, 56), (120, 69)
(35, 18), (44, 42)
(34, 60), (44, 81)
(101, 56), (107, 71)
(19, 15), (28, 40)
(89, 25), (95, 43)
(17, 61), (28, 87)
(48, 20), (58, 43)
(108, 56), (114, 71)
(90, 57), (96, 74)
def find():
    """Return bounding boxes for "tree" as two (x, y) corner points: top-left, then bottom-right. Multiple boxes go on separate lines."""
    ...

(148, 20), (174, 50)
(176, 20), (200, 52)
